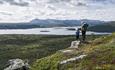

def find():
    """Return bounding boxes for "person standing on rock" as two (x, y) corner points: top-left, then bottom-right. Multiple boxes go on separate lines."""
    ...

(81, 22), (89, 42)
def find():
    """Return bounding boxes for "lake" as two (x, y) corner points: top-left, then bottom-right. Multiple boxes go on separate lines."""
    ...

(0, 27), (110, 35)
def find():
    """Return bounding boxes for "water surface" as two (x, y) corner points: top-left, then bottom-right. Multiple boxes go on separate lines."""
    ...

(0, 27), (110, 35)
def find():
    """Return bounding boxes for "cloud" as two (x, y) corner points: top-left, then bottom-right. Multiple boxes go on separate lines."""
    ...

(0, 0), (29, 6)
(0, 1), (3, 4)
(89, 0), (113, 5)
(0, 0), (115, 22)
(0, 12), (13, 16)
(77, 2), (87, 6)
(9, 1), (29, 6)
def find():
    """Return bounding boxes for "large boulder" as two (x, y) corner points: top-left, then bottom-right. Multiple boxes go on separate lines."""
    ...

(69, 40), (81, 49)
(4, 59), (30, 70)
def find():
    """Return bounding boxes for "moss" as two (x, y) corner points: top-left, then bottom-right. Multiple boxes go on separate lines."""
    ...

(0, 35), (74, 69)
(31, 34), (115, 70)
(31, 52), (64, 70)
(75, 34), (115, 70)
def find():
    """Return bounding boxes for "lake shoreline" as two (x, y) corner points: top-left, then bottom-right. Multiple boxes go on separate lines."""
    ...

(0, 27), (111, 35)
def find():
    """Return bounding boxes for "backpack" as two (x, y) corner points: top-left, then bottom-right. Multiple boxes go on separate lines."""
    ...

(81, 23), (89, 31)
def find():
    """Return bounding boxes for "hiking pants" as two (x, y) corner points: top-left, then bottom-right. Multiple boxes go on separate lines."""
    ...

(82, 31), (86, 41)
(76, 35), (79, 40)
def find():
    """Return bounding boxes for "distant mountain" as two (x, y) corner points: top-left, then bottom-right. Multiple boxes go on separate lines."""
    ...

(0, 19), (105, 29)
(80, 19), (105, 25)
(88, 21), (115, 32)
(30, 19), (69, 27)
(30, 19), (105, 27)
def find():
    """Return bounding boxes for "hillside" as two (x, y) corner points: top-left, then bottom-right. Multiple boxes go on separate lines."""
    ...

(31, 33), (115, 70)
(30, 19), (104, 27)
(88, 21), (115, 32)
(0, 19), (104, 29)
(0, 35), (75, 70)
(0, 23), (41, 29)
(0, 35), (101, 70)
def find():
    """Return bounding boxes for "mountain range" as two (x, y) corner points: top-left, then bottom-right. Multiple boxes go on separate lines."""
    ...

(0, 19), (105, 29)
(30, 19), (105, 26)
(88, 21), (115, 32)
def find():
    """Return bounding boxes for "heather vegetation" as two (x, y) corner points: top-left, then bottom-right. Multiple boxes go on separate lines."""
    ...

(31, 33), (115, 70)
(0, 34), (114, 70)
(0, 35), (74, 69)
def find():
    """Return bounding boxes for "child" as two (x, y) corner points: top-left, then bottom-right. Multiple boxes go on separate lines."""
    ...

(76, 28), (81, 40)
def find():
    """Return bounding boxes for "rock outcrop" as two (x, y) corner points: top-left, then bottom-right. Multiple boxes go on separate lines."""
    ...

(60, 50), (73, 53)
(4, 59), (30, 70)
(69, 40), (81, 49)
(60, 55), (87, 64)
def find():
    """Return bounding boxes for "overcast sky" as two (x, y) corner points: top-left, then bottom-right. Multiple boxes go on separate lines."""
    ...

(0, 0), (115, 22)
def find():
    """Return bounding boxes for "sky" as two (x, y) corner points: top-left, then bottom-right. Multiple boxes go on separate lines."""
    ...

(0, 0), (115, 22)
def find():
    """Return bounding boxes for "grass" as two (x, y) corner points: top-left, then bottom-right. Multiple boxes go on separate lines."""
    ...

(30, 35), (102, 70)
(0, 34), (103, 70)
(76, 33), (115, 70)
(31, 34), (115, 70)
(0, 35), (75, 69)
(31, 52), (64, 70)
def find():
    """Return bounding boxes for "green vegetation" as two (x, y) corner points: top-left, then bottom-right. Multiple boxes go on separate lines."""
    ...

(77, 33), (115, 70)
(0, 34), (112, 70)
(31, 52), (64, 70)
(88, 21), (115, 32)
(0, 35), (75, 69)
(31, 34), (115, 70)
(0, 23), (41, 29)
